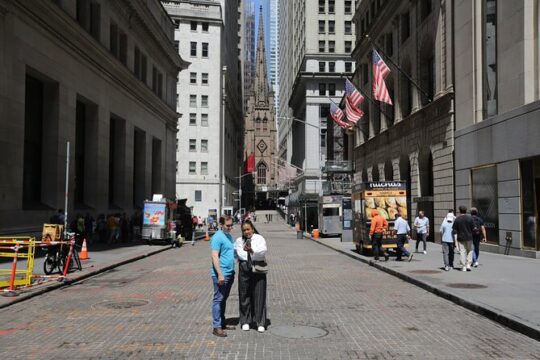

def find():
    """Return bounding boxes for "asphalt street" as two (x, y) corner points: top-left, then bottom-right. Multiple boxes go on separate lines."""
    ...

(0, 222), (539, 359)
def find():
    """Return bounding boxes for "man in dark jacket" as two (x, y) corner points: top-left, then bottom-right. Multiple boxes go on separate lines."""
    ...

(452, 205), (475, 272)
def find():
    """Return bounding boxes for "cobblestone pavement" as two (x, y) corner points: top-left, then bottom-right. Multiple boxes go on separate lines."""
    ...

(1, 224), (539, 359)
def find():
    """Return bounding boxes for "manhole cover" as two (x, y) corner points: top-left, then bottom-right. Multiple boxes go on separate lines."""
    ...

(446, 283), (487, 289)
(269, 325), (328, 339)
(95, 299), (149, 309)
(409, 269), (441, 274)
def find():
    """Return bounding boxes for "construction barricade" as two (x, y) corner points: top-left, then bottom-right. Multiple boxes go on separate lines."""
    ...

(0, 237), (36, 294)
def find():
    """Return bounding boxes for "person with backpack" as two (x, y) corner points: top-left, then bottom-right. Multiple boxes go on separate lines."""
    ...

(470, 207), (487, 267)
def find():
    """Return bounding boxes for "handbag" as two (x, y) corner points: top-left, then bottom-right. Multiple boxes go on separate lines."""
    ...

(252, 259), (268, 274)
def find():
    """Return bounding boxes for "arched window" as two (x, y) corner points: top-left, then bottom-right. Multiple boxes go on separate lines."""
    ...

(399, 60), (412, 118)
(372, 165), (380, 181)
(418, 148), (434, 196)
(263, 117), (268, 131)
(384, 160), (393, 181)
(257, 162), (267, 184)
(419, 39), (435, 106)
(255, 117), (261, 131)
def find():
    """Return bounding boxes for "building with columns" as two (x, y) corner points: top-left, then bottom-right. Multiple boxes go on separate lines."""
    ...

(0, 0), (188, 234)
(243, 7), (277, 210)
(351, 0), (454, 242)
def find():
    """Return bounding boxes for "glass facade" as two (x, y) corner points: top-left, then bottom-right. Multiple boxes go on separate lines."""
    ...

(471, 166), (498, 243)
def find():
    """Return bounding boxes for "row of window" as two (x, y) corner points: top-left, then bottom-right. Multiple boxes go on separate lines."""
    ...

(189, 161), (208, 175)
(190, 42), (209, 58)
(318, 40), (352, 53)
(190, 72), (209, 85)
(188, 139), (208, 152)
(319, 0), (353, 14)
(318, 20), (352, 35)
(319, 61), (353, 73)
(319, 83), (337, 96)
(189, 94), (208, 108)
(189, 113), (209, 126)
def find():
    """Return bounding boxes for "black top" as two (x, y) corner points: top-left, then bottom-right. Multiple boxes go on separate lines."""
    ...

(452, 214), (475, 241)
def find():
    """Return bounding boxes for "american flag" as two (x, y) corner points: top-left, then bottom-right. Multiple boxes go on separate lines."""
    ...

(345, 79), (364, 108)
(372, 49), (393, 105)
(330, 102), (353, 129)
(344, 97), (363, 123)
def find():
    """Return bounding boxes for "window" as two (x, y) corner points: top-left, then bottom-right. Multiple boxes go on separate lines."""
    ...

(345, 41), (352, 53)
(319, 61), (325, 72)
(202, 22), (209, 32)
(190, 72), (197, 84)
(328, 21), (335, 34)
(189, 139), (196, 152)
(173, 19), (180, 29)
(201, 95), (208, 107)
(319, 20), (325, 33)
(319, 83), (327, 95)
(329, 83), (336, 96)
(345, 62), (352, 72)
(201, 114), (208, 126)
(190, 21), (197, 31)
(320, 104), (330, 118)
(201, 162), (208, 175)
(201, 139), (208, 152)
(328, 0), (335, 13)
(119, 32), (127, 65)
(401, 12), (410, 43)
(345, 21), (352, 35)
(257, 163), (267, 184)
(189, 95), (196, 107)
(263, 118), (268, 131)
(202, 42), (208, 57)
(319, 40), (325, 52)
(385, 33), (393, 56)
(201, 73), (208, 85)
(194, 190), (202, 202)
(110, 23), (118, 57)
(484, 0), (497, 117)
(319, 0), (325, 13)
(189, 113), (196, 125)
(189, 162), (196, 174)
(345, 0), (352, 14)
(328, 41), (335, 53)
(190, 42), (197, 56)
(420, 0), (432, 20)
(329, 62), (335, 72)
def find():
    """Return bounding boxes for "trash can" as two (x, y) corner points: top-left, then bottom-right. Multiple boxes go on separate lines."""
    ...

(297, 230), (303, 239)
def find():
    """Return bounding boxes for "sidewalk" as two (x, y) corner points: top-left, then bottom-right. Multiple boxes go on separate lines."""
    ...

(0, 232), (208, 309)
(256, 220), (540, 341)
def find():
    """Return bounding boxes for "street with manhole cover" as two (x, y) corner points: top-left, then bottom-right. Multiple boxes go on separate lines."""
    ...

(1, 222), (539, 359)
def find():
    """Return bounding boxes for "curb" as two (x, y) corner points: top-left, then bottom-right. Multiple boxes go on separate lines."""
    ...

(309, 237), (540, 342)
(0, 244), (174, 310)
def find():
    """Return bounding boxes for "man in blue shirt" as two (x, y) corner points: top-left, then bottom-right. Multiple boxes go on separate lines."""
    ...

(210, 215), (235, 337)
(394, 212), (413, 262)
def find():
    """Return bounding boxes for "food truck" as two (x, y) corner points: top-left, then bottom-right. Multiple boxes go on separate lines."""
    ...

(142, 197), (176, 245)
(352, 181), (408, 254)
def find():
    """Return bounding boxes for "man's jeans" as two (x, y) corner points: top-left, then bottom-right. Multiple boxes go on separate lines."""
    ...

(415, 232), (427, 252)
(441, 242), (454, 267)
(212, 274), (235, 328)
(396, 234), (411, 260)
(472, 235), (481, 263)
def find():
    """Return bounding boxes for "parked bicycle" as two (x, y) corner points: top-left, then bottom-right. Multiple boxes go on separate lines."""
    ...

(43, 232), (82, 275)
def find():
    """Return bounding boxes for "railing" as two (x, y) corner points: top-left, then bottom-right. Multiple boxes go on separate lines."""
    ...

(322, 180), (353, 195)
(323, 160), (353, 173)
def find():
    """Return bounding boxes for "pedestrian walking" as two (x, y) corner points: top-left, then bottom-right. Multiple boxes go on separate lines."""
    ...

(210, 216), (236, 337)
(369, 209), (389, 261)
(413, 211), (430, 254)
(470, 207), (487, 267)
(235, 220), (268, 333)
(440, 214), (455, 271)
(394, 212), (413, 261)
(452, 205), (475, 272)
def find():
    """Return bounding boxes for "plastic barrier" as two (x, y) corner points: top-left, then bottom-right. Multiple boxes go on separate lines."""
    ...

(312, 229), (320, 239)
(0, 237), (36, 294)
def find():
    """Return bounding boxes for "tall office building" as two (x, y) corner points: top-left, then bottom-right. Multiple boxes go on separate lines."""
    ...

(0, 0), (188, 233)
(277, 0), (356, 229)
(242, 0), (256, 112)
(269, 0), (280, 113)
(164, 0), (243, 219)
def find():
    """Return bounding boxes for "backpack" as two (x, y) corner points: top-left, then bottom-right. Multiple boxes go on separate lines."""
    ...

(472, 215), (482, 236)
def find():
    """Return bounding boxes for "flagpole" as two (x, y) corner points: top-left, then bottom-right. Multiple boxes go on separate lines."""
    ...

(338, 81), (395, 124)
(365, 34), (432, 103)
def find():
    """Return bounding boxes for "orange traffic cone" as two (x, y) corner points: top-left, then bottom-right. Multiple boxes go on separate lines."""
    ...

(79, 238), (90, 260)
(204, 231), (210, 241)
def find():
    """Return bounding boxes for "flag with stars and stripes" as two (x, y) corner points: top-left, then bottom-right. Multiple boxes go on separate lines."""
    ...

(372, 49), (393, 105)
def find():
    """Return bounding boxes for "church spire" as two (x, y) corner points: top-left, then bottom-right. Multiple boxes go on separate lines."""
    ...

(254, 5), (269, 106)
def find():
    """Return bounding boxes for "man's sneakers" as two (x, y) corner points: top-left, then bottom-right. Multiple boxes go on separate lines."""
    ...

(212, 328), (227, 337)
(258, 326), (265, 333)
(462, 267), (467, 272)
(408, 254), (414, 262)
(423, 250), (427, 254)
(242, 324), (250, 331)
(384, 253), (389, 261)
(444, 266), (450, 271)
(473, 262), (479, 268)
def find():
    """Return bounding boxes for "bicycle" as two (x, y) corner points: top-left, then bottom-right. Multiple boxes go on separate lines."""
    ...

(43, 232), (82, 275)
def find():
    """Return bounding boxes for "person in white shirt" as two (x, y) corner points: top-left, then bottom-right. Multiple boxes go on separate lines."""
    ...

(413, 211), (430, 254)
(234, 220), (268, 333)
(394, 212), (413, 262)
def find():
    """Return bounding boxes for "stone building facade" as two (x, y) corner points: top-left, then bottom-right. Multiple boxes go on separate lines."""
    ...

(352, 0), (454, 241)
(0, 0), (187, 234)
(454, 0), (540, 257)
(243, 8), (277, 210)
